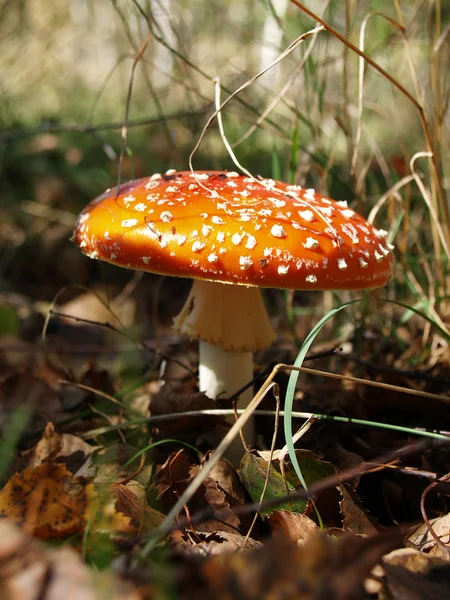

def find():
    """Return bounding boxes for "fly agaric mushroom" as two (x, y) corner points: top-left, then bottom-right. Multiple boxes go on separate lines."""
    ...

(73, 170), (393, 458)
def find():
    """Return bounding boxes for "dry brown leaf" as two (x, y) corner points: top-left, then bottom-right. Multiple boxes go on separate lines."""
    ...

(113, 480), (164, 533)
(329, 442), (364, 487)
(200, 476), (240, 533)
(0, 463), (90, 538)
(205, 452), (247, 505)
(30, 422), (94, 470)
(59, 288), (135, 330)
(153, 449), (194, 507)
(338, 484), (378, 535)
(267, 510), (319, 544)
(382, 548), (450, 599)
(0, 461), (144, 539)
(409, 513), (450, 558)
(383, 547), (450, 574)
(168, 529), (261, 557)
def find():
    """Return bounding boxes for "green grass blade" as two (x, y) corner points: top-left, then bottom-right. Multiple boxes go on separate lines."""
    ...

(284, 299), (361, 490)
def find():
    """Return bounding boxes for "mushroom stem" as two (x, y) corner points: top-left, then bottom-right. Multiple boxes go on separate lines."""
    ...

(199, 342), (254, 463)
(173, 279), (276, 463)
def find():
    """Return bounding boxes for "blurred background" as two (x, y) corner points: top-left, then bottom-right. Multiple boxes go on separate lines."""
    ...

(0, 0), (449, 366)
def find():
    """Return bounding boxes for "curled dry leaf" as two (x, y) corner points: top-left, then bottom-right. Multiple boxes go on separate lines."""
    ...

(0, 520), (141, 600)
(152, 449), (195, 510)
(30, 422), (94, 472)
(152, 450), (249, 536)
(190, 453), (250, 534)
(205, 452), (248, 505)
(200, 476), (241, 533)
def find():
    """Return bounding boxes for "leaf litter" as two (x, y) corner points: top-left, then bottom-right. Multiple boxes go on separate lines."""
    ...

(1, 271), (450, 598)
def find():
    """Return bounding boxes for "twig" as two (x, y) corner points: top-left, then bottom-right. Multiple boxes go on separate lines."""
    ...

(116, 35), (152, 191)
(0, 110), (207, 145)
(340, 352), (450, 386)
(420, 472), (450, 559)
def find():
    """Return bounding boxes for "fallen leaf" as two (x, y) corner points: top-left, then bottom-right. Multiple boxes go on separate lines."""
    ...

(409, 513), (450, 558)
(169, 529), (261, 557)
(382, 548), (450, 599)
(30, 422), (94, 474)
(86, 484), (135, 537)
(0, 463), (89, 538)
(152, 449), (194, 509)
(59, 288), (135, 330)
(113, 480), (164, 533)
(383, 547), (450, 574)
(338, 484), (378, 535)
(240, 450), (336, 517)
(267, 510), (319, 543)
(205, 452), (248, 505)
(239, 452), (306, 515)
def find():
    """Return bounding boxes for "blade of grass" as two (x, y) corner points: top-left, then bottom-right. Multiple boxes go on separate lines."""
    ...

(284, 299), (360, 490)
(285, 295), (450, 491)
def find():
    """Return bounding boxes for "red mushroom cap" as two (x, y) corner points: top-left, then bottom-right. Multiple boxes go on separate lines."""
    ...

(73, 170), (393, 290)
